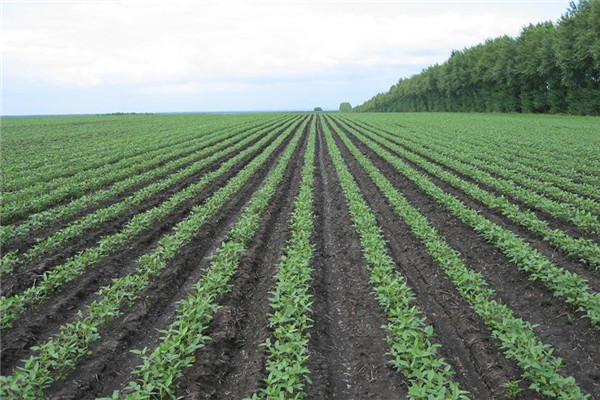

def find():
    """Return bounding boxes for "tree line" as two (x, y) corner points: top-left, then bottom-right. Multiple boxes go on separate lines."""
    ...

(355, 0), (600, 115)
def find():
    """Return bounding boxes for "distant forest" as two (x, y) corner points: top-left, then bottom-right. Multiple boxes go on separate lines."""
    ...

(356, 0), (600, 115)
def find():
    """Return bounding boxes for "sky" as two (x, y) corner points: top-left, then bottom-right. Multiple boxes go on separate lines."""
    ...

(2, 0), (573, 115)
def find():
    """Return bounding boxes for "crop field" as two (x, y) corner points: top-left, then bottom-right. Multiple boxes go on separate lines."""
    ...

(1, 112), (599, 399)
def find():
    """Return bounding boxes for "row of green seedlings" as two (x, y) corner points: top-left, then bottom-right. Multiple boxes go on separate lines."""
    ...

(321, 120), (469, 399)
(2, 115), (280, 194)
(2, 121), (212, 218)
(4, 117), (246, 201)
(478, 142), (600, 188)
(0, 115), (296, 249)
(0, 118), (305, 329)
(328, 116), (589, 399)
(462, 121), (600, 186)
(358, 117), (600, 198)
(0, 117), (308, 399)
(11, 116), (290, 201)
(480, 126), (596, 162)
(3, 118), (184, 191)
(335, 119), (600, 329)
(480, 138), (600, 184)
(468, 150), (600, 202)
(1, 116), (291, 222)
(105, 118), (309, 400)
(413, 118), (600, 184)
(250, 120), (317, 399)
(395, 123), (600, 204)
(354, 121), (600, 235)
(335, 118), (600, 270)
(362, 120), (600, 213)
(3, 114), (281, 192)
(0, 115), (290, 248)
(2, 115), (287, 218)
(394, 121), (600, 214)
(0, 123), (261, 273)
(0, 116), (299, 274)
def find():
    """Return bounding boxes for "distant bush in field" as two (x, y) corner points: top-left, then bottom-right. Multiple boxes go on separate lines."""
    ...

(339, 102), (352, 112)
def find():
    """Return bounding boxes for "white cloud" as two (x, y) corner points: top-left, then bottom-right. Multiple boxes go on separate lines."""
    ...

(3, 0), (541, 94)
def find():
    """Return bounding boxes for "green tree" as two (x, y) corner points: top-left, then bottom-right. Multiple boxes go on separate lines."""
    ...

(354, 0), (600, 116)
(339, 102), (352, 112)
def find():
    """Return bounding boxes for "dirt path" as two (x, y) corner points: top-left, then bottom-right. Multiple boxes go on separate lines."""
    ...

(303, 119), (406, 400)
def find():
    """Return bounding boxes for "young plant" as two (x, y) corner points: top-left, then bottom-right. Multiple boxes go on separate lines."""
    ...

(328, 115), (590, 399)
(254, 119), (317, 399)
(321, 119), (468, 399)
(120, 118), (311, 399)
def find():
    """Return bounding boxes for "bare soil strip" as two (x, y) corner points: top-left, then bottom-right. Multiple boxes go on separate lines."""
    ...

(328, 119), (537, 399)
(0, 121), (300, 377)
(42, 120), (310, 400)
(303, 122), (406, 400)
(344, 120), (600, 289)
(171, 119), (311, 400)
(360, 121), (599, 244)
(338, 120), (600, 396)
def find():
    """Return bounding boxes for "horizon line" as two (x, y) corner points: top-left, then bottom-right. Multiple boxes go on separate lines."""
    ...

(1, 109), (340, 118)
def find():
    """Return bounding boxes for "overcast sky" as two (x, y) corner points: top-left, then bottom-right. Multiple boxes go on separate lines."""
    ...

(2, 0), (572, 115)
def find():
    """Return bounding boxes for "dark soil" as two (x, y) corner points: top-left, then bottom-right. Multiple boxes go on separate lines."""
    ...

(362, 120), (599, 244)
(42, 117), (310, 400)
(344, 119), (600, 286)
(328, 118), (536, 399)
(172, 117), (311, 400)
(3, 114), (599, 400)
(304, 119), (406, 400)
(2, 117), (300, 295)
(333, 118), (600, 397)
(0, 118), (303, 377)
